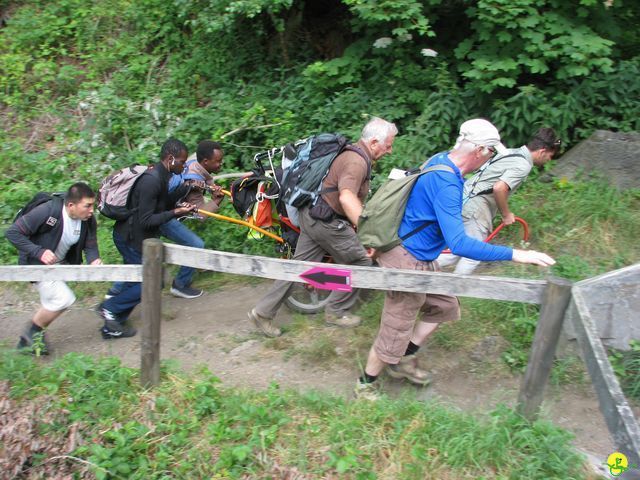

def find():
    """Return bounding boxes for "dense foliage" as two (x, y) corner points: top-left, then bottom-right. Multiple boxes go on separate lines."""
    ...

(2, 0), (639, 171)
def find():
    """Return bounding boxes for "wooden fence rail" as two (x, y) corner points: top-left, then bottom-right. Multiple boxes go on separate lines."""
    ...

(0, 239), (638, 464)
(163, 243), (548, 304)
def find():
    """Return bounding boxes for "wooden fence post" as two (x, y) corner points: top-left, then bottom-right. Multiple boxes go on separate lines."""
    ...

(140, 238), (164, 387)
(517, 276), (573, 420)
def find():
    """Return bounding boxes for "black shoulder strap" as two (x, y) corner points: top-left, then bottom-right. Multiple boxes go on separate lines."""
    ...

(35, 196), (64, 234)
(465, 153), (526, 201)
(344, 144), (371, 177)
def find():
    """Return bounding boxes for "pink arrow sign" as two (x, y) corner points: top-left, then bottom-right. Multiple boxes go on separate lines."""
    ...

(300, 266), (352, 292)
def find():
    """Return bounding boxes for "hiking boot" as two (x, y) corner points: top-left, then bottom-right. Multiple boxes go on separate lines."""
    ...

(325, 312), (361, 328)
(248, 308), (281, 338)
(101, 319), (137, 340)
(387, 355), (432, 386)
(354, 381), (380, 401)
(170, 281), (203, 299)
(17, 329), (50, 356)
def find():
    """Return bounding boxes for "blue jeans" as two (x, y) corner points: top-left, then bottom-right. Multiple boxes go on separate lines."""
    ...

(103, 231), (142, 319)
(109, 219), (205, 294)
(160, 219), (205, 288)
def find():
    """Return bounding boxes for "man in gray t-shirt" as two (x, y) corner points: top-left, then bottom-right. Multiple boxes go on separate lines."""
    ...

(438, 127), (560, 274)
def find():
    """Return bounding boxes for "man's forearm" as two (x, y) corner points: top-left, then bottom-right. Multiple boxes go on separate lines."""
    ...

(493, 182), (511, 218)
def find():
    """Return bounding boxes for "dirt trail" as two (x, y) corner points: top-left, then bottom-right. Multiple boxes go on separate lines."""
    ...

(0, 282), (619, 473)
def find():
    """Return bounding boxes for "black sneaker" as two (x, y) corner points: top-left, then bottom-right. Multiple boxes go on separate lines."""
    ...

(170, 282), (203, 299)
(101, 319), (137, 340)
(17, 330), (50, 356)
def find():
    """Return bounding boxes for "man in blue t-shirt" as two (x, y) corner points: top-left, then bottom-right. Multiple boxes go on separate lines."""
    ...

(355, 118), (556, 400)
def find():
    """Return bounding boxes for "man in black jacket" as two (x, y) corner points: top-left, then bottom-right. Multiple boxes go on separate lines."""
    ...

(5, 182), (102, 354)
(97, 138), (196, 339)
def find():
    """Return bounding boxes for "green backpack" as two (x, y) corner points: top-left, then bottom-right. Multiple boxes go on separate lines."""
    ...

(357, 164), (454, 252)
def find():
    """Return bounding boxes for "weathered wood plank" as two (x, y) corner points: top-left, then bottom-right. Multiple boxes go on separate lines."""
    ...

(140, 239), (163, 387)
(0, 264), (142, 282)
(575, 263), (640, 288)
(571, 288), (640, 465)
(517, 277), (573, 420)
(566, 263), (640, 351)
(163, 244), (548, 304)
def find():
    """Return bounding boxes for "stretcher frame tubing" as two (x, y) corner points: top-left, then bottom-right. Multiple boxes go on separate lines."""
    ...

(202, 190), (529, 252)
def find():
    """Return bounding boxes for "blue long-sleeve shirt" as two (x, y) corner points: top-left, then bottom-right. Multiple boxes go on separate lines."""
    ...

(400, 151), (513, 262)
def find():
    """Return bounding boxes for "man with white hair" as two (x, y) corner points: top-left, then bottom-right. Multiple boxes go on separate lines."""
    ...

(437, 127), (561, 274)
(249, 117), (398, 337)
(356, 118), (555, 399)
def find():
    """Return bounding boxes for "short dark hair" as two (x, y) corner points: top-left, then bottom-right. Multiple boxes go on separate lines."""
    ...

(160, 138), (188, 161)
(66, 182), (95, 203)
(527, 127), (561, 153)
(196, 140), (223, 163)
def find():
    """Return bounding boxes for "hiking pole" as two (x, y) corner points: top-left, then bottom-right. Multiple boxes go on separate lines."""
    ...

(441, 216), (529, 254)
(195, 209), (284, 243)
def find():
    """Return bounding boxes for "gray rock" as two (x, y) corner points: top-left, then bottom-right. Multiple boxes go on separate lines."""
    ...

(549, 130), (640, 190)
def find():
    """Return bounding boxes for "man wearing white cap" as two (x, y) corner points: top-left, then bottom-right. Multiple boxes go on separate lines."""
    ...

(355, 118), (556, 399)
(437, 126), (561, 274)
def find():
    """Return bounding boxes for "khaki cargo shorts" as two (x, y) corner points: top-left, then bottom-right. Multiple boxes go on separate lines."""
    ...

(373, 245), (460, 363)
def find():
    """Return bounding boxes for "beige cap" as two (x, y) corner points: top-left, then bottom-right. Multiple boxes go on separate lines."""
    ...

(457, 118), (506, 154)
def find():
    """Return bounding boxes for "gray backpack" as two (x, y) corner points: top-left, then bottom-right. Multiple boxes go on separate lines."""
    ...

(358, 164), (454, 252)
(97, 164), (148, 220)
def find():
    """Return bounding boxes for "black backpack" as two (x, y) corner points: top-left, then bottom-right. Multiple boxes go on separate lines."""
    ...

(230, 168), (280, 219)
(278, 133), (351, 209)
(13, 192), (64, 232)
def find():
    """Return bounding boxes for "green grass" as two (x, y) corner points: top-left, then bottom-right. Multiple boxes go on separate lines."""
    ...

(0, 348), (596, 479)
(608, 341), (640, 402)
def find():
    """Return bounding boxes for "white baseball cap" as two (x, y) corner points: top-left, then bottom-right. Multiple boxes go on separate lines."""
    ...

(457, 118), (506, 154)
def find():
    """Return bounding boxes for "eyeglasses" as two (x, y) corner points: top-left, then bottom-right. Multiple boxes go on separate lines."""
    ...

(471, 142), (497, 155)
(476, 144), (496, 155)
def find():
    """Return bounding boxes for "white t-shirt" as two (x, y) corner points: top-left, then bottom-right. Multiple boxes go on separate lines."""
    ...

(54, 205), (82, 262)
